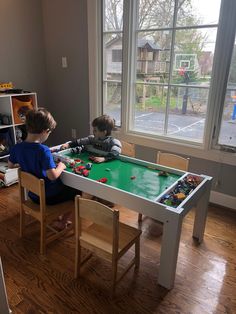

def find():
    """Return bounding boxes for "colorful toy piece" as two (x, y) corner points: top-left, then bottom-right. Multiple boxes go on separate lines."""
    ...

(70, 146), (84, 154)
(97, 178), (108, 183)
(82, 169), (89, 177)
(85, 163), (92, 170)
(159, 174), (202, 208)
(89, 156), (96, 161)
(158, 171), (168, 177)
(74, 167), (83, 175)
(50, 148), (61, 153)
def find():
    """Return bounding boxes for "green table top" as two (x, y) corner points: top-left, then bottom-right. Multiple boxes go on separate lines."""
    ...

(60, 151), (181, 201)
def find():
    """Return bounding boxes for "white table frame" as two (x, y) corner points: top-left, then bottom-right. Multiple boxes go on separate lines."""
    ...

(61, 154), (212, 290)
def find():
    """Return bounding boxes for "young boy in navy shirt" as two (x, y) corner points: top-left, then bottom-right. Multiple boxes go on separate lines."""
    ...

(8, 108), (77, 225)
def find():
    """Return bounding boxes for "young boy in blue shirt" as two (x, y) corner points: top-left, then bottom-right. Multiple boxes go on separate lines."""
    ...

(8, 108), (77, 209)
(61, 114), (122, 162)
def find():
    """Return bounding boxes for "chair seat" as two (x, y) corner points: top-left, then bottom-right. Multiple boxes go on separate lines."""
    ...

(23, 199), (74, 221)
(81, 222), (141, 256)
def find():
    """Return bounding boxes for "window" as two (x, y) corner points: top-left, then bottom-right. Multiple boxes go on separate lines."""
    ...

(218, 36), (236, 149)
(112, 49), (122, 62)
(88, 0), (236, 163)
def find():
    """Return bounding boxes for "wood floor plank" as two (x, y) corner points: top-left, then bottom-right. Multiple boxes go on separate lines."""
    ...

(0, 185), (235, 313)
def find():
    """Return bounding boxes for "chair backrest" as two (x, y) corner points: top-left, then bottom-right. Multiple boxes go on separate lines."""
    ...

(75, 196), (120, 254)
(120, 140), (135, 157)
(18, 168), (45, 206)
(156, 151), (189, 171)
(76, 196), (119, 230)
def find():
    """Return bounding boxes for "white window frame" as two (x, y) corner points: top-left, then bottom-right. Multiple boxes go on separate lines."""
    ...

(87, 0), (236, 166)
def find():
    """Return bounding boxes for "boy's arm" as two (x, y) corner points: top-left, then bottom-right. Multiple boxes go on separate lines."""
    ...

(68, 136), (93, 148)
(105, 138), (122, 160)
(46, 161), (66, 180)
(61, 136), (92, 150)
(93, 139), (121, 163)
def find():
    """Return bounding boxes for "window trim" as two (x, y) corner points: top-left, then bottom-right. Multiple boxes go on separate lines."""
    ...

(87, 0), (236, 166)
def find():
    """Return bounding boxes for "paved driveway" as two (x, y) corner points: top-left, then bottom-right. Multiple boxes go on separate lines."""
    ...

(107, 109), (236, 146)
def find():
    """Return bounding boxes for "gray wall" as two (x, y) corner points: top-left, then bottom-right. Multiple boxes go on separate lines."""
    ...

(0, 0), (47, 105)
(41, 0), (89, 145)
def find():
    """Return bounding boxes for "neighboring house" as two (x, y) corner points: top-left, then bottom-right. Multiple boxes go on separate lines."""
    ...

(105, 37), (213, 80)
(105, 37), (169, 78)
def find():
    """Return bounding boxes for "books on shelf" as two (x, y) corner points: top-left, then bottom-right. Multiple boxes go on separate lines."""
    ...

(0, 162), (18, 186)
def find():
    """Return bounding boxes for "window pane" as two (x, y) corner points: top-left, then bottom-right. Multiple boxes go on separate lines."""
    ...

(172, 28), (217, 86)
(132, 84), (166, 135)
(218, 41), (236, 148)
(104, 34), (123, 81)
(104, 0), (123, 31)
(177, 0), (221, 27)
(136, 31), (171, 84)
(138, 0), (174, 29)
(103, 82), (121, 126)
(167, 86), (209, 142)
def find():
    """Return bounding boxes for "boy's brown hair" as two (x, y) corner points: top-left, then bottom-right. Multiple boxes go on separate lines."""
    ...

(92, 115), (115, 136)
(26, 108), (57, 134)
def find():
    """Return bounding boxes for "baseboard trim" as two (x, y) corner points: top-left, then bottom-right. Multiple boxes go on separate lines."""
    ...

(210, 191), (236, 211)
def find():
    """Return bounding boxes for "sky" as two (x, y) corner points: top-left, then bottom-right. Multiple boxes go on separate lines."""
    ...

(191, 0), (221, 52)
(191, 0), (221, 24)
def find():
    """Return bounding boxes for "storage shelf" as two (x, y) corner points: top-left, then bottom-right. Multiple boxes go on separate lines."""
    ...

(0, 93), (37, 159)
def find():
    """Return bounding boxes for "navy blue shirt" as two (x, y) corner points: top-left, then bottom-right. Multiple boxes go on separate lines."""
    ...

(9, 142), (64, 200)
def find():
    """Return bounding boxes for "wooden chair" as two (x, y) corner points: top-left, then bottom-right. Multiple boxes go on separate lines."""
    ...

(120, 140), (135, 157)
(156, 151), (190, 171)
(18, 169), (75, 254)
(74, 196), (142, 295)
(138, 152), (190, 222)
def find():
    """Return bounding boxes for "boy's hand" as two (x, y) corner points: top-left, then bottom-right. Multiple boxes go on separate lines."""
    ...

(93, 156), (106, 163)
(60, 143), (69, 150)
(57, 161), (67, 170)
(47, 162), (66, 180)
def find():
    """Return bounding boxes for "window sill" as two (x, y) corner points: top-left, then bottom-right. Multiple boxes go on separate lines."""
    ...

(114, 130), (236, 166)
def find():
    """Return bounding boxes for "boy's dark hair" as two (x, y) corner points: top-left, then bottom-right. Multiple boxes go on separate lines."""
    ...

(92, 115), (115, 136)
(26, 108), (57, 134)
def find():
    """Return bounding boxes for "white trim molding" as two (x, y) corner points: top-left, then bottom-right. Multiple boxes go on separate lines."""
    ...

(210, 191), (236, 211)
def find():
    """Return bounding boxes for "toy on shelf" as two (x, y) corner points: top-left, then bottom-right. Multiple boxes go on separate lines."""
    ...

(0, 82), (13, 92)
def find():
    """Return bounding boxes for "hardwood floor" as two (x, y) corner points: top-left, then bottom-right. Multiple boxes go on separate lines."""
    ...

(0, 184), (236, 314)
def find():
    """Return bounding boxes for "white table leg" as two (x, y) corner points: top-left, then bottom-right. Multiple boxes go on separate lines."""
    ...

(158, 213), (183, 290)
(193, 179), (211, 243)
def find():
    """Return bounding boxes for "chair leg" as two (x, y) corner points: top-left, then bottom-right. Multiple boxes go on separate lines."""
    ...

(74, 241), (81, 279)
(135, 238), (140, 270)
(40, 221), (46, 255)
(138, 213), (142, 222)
(111, 259), (118, 296)
(19, 207), (25, 237)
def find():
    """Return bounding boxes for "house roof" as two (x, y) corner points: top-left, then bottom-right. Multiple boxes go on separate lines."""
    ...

(137, 39), (161, 50)
(105, 36), (161, 51)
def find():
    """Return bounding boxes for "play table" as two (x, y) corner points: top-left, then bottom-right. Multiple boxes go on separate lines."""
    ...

(54, 149), (212, 290)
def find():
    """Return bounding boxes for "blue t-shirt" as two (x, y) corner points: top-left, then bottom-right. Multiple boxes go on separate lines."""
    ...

(9, 142), (64, 200)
